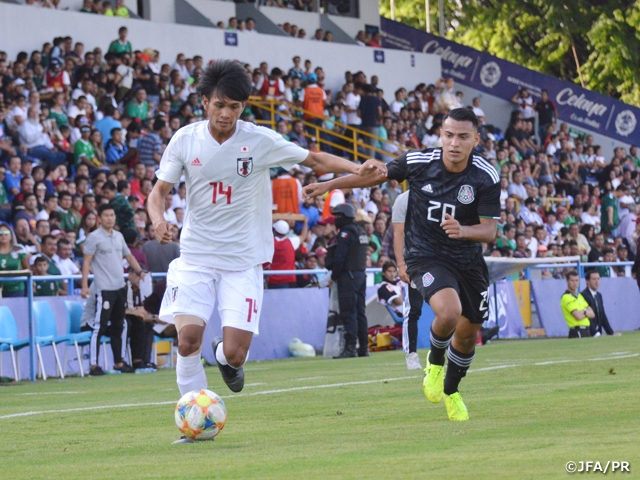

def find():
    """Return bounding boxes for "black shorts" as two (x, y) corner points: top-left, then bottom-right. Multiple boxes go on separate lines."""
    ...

(408, 258), (490, 325)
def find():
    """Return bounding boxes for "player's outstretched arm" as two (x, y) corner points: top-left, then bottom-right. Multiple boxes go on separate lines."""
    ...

(441, 215), (498, 243)
(148, 179), (175, 245)
(302, 152), (387, 177)
(302, 169), (388, 199)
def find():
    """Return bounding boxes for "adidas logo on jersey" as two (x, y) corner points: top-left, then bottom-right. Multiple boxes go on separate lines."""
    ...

(191, 158), (202, 167)
(422, 184), (433, 193)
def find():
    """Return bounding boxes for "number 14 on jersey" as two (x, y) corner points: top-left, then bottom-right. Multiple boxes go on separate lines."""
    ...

(210, 181), (232, 204)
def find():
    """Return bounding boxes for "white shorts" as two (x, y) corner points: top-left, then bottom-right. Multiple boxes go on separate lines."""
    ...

(159, 258), (264, 335)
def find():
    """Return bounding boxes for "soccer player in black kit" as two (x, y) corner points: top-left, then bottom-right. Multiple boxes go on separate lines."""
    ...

(303, 109), (500, 420)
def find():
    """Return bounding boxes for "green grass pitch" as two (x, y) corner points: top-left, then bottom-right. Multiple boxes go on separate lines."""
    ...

(1, 333), (639, 479)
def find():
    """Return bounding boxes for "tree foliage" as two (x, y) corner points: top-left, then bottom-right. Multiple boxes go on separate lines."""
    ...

(380, 0), (640, 106)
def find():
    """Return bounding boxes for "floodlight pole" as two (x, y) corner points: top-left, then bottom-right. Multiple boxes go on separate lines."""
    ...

(390, 0), (395, 20)
(425, 0), (430, 33)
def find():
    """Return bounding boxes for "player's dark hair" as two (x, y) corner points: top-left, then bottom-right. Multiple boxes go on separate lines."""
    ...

(197, 60), (251, 102)
(564, 270), (579, 280)
(444, 108), (479, 129)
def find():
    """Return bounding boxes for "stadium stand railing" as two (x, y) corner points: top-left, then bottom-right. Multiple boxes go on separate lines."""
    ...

(247, 96), (395, 162)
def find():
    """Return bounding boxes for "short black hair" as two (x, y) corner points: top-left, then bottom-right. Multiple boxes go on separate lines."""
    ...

(103, 181), (117, 192)
(58, 191), (72, 200)
(444, 108), (479, 129)
(196, 60), (251, 102)
(585, 270), (600, 281)
(57, 238), (70, 248)
(565, 270), (579, 280)
(34, 255), (48, 265)
(117, 180), (129, 193)
(98, 204), (115, 216)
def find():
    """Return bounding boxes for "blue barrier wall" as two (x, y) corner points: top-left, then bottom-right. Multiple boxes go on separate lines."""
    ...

(1, 289), (330, 380)
(531, 278), (640, 337)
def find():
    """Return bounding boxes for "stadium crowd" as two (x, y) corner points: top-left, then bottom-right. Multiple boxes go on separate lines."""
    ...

(0, 23), (639, 305)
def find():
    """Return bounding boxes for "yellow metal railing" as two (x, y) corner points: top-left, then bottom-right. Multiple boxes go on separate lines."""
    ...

(247, 96), (405, 162)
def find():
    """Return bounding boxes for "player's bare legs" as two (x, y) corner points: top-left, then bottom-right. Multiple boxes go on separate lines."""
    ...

(175, 316), (208, 396)
(214, 327), (252, 393)
(219, 327), (253, 368)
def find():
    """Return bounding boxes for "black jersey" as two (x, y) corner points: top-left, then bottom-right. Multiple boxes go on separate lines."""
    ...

(386, 147), (500, 267)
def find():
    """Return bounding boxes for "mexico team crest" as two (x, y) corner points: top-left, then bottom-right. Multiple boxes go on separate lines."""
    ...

(422, 272), (434, 287)
(237, 157), (253, 177)
(457, 185), (475, 204)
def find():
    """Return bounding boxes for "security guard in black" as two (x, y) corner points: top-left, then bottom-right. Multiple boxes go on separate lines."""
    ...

(329, 203), (369, 358)
(386, 147), (500, 323)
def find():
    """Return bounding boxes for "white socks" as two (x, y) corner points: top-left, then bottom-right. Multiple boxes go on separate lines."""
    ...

(176, 353), (207, 396)
(215, 341), (248, 369)
(215, 342), (228, 366)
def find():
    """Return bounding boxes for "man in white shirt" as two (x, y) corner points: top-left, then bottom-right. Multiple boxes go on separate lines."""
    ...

(53, 238), (80, 292)
(18, 107), (66, 165)
(148, 61), (386, 443)
(344, 83), (362, 128)
(507, 171), (528, 202)
(517, 197), (543, 225)
(471, 97), (486, 125)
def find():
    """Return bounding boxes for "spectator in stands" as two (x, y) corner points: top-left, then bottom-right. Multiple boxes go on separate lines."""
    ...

(32, 255), (62, 297)
(142, 223), (180, 273)
(53, 237), (80, 289)
(581, 270), (614, 337)
(105, 127), (130, 164)
(508, 170), (527, 203)
(517, 197), (543, 226)
(138, 118), (165, 166)
(296, 252), (320, 288)
(39, 234), (67, 295)
(561, 270), (594, 338)
(125, 88), (150, 121)
(358, 84), (382, 159)
(108, 26), (132, 54)
(103, 180), (136, 232)
(535, 89), (557, 141)
(268, 218), (308, 289)
(614, 244), (632, 277)
(0, 222), (29, 297)
(19, 107), (67, 166)
(601, 185), (625, 235)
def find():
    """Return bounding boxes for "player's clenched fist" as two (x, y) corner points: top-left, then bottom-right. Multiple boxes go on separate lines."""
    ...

(441, 214), (467, 239)
(154, 221), (174, 244)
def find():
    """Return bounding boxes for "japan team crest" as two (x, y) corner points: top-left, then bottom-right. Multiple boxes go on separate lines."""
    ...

(457, 185), (475, 204)
(237, 157), (253, 177)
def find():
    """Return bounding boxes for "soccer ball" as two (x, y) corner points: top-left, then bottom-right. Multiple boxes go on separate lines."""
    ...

(175, 389), (227, 440)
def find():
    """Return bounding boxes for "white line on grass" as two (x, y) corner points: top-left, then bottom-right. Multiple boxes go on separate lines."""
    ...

(292, 376), (327, 381)
(13, 391), (86, 396)
(1, 353), (636, 421)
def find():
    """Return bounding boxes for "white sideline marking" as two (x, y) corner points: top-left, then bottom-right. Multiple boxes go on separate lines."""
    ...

(243, 382), (266, 387)
(292, 376), (327, 381)
(1, 353), (637, 421)
(14, 391), (86, 396)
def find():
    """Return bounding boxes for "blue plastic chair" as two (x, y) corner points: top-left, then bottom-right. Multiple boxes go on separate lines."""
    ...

(0, 306), (29, 381)
(63, 301), (92, 377)
(33, 301), (68, 380)
(385, 305), (404, 325)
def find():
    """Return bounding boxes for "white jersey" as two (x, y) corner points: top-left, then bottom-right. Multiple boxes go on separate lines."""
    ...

(156, 120), (309, 271)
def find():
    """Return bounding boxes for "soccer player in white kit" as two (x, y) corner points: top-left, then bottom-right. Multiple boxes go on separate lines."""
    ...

(147, 60), (386, 443)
